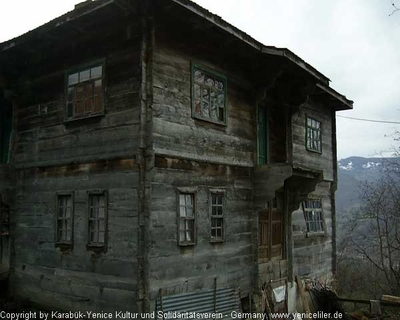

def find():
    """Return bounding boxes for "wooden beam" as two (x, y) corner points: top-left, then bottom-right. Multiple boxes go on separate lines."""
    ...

(296, 276), (310, 313)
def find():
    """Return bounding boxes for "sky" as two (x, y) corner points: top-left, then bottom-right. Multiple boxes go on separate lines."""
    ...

(1, 0), (400, 160)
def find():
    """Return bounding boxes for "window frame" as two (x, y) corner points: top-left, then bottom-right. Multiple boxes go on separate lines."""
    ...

(177, 188), (197, 247)
(65, 59), (106, 122)
(305, 115), (322, 153)
(209, 190), (226, 243)
(302, 198), (326, 236)
(87, 190), (108, 249)
(55, 192), (74, 248)
(191, 63), (228, 126)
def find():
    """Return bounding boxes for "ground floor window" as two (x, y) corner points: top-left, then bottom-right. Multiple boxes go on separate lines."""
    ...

(88, 191), (107, 247)
(178, 193), (196, 246)
(302, 199), (324, 233)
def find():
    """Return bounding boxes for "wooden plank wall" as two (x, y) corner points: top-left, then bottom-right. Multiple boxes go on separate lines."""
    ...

(290, 99), (335, 279)
(292, 181), (333, 279)
(149, 33), (257, 302)
(8, 21), (142, 311)
(291, 101), (334, 181)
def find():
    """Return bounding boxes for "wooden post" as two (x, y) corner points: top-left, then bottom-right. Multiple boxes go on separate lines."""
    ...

(296, 276), (310, 313)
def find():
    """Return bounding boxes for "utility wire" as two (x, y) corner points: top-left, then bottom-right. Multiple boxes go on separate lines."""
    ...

(337, 115), (400, 125)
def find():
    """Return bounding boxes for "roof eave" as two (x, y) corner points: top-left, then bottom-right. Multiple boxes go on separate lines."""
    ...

(316, 83), (353, 111)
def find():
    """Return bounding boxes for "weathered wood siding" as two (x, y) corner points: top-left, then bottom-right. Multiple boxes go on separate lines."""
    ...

(291, 100), (334, 181)
(292, 181), (333, 279)
(15, 44), (141, 167)
(149, 159), (255, 300)
(11, 161), (139, 311)
(152, 37), (255, 167)
(149, 32), (257, 301)
(9, 23), (142, 311)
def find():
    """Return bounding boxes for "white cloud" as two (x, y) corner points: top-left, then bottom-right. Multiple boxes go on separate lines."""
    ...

(1, 0), (400, 159)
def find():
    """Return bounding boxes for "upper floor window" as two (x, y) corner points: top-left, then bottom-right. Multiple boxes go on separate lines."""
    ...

(302, 199), (324, 233)
(306, 116), (322, 153)
(178, 193), (196, 246)
(88, 191), (108, 248)
(56, 193), (74, 246)
(210, 193), (224, 242)
(66, 62), (104, 121)
(192, 64), (227, 125)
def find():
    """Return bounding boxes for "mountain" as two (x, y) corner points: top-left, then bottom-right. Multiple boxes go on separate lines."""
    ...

(336, 157), (397, 241)
(336, 156), (400, 219)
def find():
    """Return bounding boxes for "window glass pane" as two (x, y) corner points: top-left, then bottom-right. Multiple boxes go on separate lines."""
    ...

(75, 101), (84, 116)
(93, 96), (102, 113)
(99, 231), (105, 243)
(185, 194), (192, 206)
(91, 66), (102, 79)
(215, 80), (224, 91)
(210, 91), (217, 120)
(186, 220), (194, 241)
(75, 85), (84, 101)
(67, 87), (75, 103)
(65, 208), (71, 219)
(79, 69), (90, 82)
(94, 79), (102, 95)
(85, 98), (93, 113)
(205, 76), (214, 87)
(85, 83), (94, 99)
(194, 70), (204, 83)
(202, 89), (210, 117)
(179, 194), (185, 206)
(68, 73), (79, 86)
(99, 206), (105, 219)
(99, 221), (105, 232)
(186, 206), (193, 218)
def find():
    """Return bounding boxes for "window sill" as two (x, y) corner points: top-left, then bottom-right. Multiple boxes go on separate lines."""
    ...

(64, 112), (104, 124)
(192, 114), (227, 127)
(306, 231), (325, 238)
(179, 242), (196, 247)
(258, 258), (286, 264)
(87, 243), (106, 253)
(210, 239), (224, 244)
(55, 243), (73, 252)
(306, 147), (322, 154)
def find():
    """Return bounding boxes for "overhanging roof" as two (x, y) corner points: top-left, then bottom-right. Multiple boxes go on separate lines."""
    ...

(0, 0), (353, 110)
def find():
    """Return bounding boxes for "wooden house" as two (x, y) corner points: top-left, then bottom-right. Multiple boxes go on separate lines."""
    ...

(0, 0), (353, 314)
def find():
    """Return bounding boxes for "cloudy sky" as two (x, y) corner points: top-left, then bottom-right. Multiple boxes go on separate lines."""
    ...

(1, 0), (400, 160)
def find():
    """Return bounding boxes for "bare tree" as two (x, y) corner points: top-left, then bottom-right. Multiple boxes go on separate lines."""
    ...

(339, 170), (400, 296)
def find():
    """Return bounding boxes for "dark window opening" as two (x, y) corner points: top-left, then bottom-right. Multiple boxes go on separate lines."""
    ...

(178, 193), (196, 246)
(56, 193), (74, 246)
(306, 116), (322, 153)
(302, 199), (324, 233)
(192, 64), (227, 125)
(66, 63), (104, 121)
(210, 193), (224, 241)
(88, 191), (107, 247)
